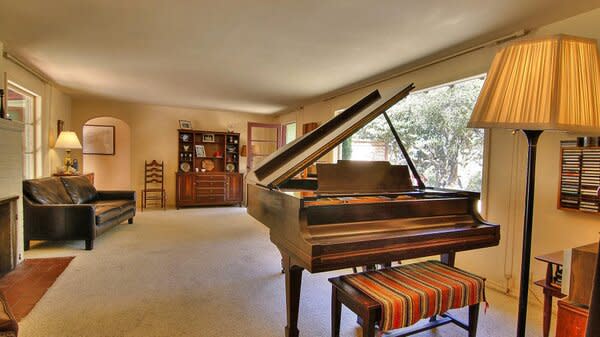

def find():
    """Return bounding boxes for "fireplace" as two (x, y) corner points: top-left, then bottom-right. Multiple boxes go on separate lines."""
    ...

(0, 196), (18, 274)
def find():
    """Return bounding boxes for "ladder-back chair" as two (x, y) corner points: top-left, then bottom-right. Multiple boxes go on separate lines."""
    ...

(142, 160), (166, 210)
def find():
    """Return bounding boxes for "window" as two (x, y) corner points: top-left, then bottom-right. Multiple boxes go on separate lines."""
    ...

(338, 76), (485, 192)
(284, 122), (297, 144)
(7, 83), (41, 179)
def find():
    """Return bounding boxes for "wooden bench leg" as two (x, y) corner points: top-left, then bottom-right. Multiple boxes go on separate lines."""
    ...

(332, 286), (341, 337)
(468, 303), (480, 337)
(362, 310), (377, 337)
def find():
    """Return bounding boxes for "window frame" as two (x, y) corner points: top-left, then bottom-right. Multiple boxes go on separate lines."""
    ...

(332, 74), (490, 214)
(283, 121), (297, 145)
(7, 81), (42, 179)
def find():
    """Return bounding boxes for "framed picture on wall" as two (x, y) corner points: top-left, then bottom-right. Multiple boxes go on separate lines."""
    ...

(179, 120), (192, 129)
(83, 124), (115, 155)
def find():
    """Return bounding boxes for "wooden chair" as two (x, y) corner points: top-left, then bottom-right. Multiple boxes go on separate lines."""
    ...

(141, 160), (166, 210)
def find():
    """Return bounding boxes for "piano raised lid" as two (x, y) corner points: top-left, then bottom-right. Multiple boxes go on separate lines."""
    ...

(246, 83), (500, 337)
(246, 84), (415, 188)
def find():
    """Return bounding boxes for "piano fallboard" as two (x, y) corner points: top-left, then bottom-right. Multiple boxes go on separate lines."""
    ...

(270, 216), (499, 273)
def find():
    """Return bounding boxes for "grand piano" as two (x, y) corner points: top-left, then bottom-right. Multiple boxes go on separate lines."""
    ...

(246, 83), (500, 337)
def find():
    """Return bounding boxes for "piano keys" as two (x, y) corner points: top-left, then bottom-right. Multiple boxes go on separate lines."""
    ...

(246, 83), (500, 337)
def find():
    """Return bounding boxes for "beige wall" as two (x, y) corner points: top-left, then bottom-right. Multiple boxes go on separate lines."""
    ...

(71, 98), (274, 206)
(83, 117), (131, 190)
(277, 8), (600, 297)
(47, 87), (73, 173)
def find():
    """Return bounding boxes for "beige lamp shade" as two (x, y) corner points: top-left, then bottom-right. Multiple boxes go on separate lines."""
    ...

(468, 35), (600, 133)
(55, 131), (82, 149)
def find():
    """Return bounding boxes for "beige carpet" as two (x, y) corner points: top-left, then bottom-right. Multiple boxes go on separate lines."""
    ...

(22, 207), (549, 337)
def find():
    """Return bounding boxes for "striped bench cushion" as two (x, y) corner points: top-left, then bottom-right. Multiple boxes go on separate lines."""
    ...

(341, 260), (486, 332)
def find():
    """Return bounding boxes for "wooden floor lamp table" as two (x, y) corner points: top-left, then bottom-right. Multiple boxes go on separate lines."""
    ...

(534, 251), (566, 337)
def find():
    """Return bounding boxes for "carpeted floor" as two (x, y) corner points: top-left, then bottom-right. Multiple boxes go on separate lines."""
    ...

(21, 207), (549, 337)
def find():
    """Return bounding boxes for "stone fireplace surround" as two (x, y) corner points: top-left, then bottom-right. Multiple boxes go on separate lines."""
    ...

(0, 118), (24, 268)
(0, 197), (18, 274)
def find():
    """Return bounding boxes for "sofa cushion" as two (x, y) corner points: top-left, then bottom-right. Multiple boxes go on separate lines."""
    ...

(61, 176), (98, 204)
(94, 200), (136, 212)
(23, 177), (73, 204)
(95, 206), (122, 224)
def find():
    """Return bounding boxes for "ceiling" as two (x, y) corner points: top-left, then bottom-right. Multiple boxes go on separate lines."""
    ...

(0, 1), (599, 114)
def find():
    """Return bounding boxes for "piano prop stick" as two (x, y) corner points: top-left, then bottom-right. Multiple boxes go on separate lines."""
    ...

(246, 84), (500, 337)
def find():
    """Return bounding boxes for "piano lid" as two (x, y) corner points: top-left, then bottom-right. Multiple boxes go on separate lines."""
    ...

(247, 83), (415, 188)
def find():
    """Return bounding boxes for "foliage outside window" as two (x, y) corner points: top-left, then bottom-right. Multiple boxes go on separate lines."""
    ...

(339, 76), (485, 192)
(285, 122), (297, 144)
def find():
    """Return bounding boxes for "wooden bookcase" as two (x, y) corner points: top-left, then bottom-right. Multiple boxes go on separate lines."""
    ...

(176, 129), (243, 208)
(558, 140), (600, 213)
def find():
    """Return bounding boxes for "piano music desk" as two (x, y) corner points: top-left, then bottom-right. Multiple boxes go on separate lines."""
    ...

(534, 251), (566, 337)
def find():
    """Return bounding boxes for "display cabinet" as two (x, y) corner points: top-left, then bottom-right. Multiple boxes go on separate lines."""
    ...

(176, 129), (242, 208)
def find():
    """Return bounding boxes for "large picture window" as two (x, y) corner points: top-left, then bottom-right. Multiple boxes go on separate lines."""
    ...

(339, 75), (485, 192)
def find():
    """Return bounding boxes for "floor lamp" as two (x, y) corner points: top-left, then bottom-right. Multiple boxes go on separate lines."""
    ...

(467, 35), (600, 337)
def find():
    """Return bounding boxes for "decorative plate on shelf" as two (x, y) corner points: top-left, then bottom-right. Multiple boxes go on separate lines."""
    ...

(226, 163), (235, 172)
(201, 159), (215, 171)
(180, 162), (191, 172)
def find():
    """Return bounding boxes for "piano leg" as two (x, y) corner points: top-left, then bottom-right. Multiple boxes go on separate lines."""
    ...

(282, 252), (304, 337)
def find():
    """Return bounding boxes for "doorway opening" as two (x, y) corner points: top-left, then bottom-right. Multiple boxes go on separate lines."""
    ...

(82, 117), (131, 190)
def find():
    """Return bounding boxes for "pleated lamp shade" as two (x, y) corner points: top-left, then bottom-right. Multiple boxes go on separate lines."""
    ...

(468, 35), (600, 133)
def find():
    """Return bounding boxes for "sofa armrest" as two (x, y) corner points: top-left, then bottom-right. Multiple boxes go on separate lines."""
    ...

(23, 200), (96, 240)
(97, 191), (136, 201)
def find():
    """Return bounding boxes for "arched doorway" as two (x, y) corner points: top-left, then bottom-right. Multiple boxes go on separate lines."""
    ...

(82, 117), (132, 190)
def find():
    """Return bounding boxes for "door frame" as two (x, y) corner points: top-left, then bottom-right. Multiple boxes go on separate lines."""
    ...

(247, 122), (283, 171)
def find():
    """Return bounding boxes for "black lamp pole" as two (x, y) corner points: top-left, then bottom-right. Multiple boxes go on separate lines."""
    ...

(516, 129), (543, 337)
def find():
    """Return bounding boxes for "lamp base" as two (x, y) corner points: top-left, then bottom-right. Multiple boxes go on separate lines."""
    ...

(63, 149), (73, 173)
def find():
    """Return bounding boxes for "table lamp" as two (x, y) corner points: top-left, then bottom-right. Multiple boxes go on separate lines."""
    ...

(468, 35), (600, 337)
(55, 131), (82, 173)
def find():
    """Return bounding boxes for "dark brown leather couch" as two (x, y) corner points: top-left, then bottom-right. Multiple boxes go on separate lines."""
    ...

(23, 176), (136, 250)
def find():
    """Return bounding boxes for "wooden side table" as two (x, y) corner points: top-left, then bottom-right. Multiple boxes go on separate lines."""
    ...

(535, 251), (567, 337)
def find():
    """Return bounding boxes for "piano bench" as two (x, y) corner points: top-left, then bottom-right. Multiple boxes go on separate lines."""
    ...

(329, 261), (485, 337)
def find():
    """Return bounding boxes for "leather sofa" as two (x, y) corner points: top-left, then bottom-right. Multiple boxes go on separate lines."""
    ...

(23, 176), (136, 250)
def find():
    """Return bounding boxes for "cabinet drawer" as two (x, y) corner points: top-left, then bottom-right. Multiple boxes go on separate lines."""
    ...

(196, 188), (225, 196)
(195, 195), (226, 203)
(196, 180), (225, 188)
(196, 174), (226, 181)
